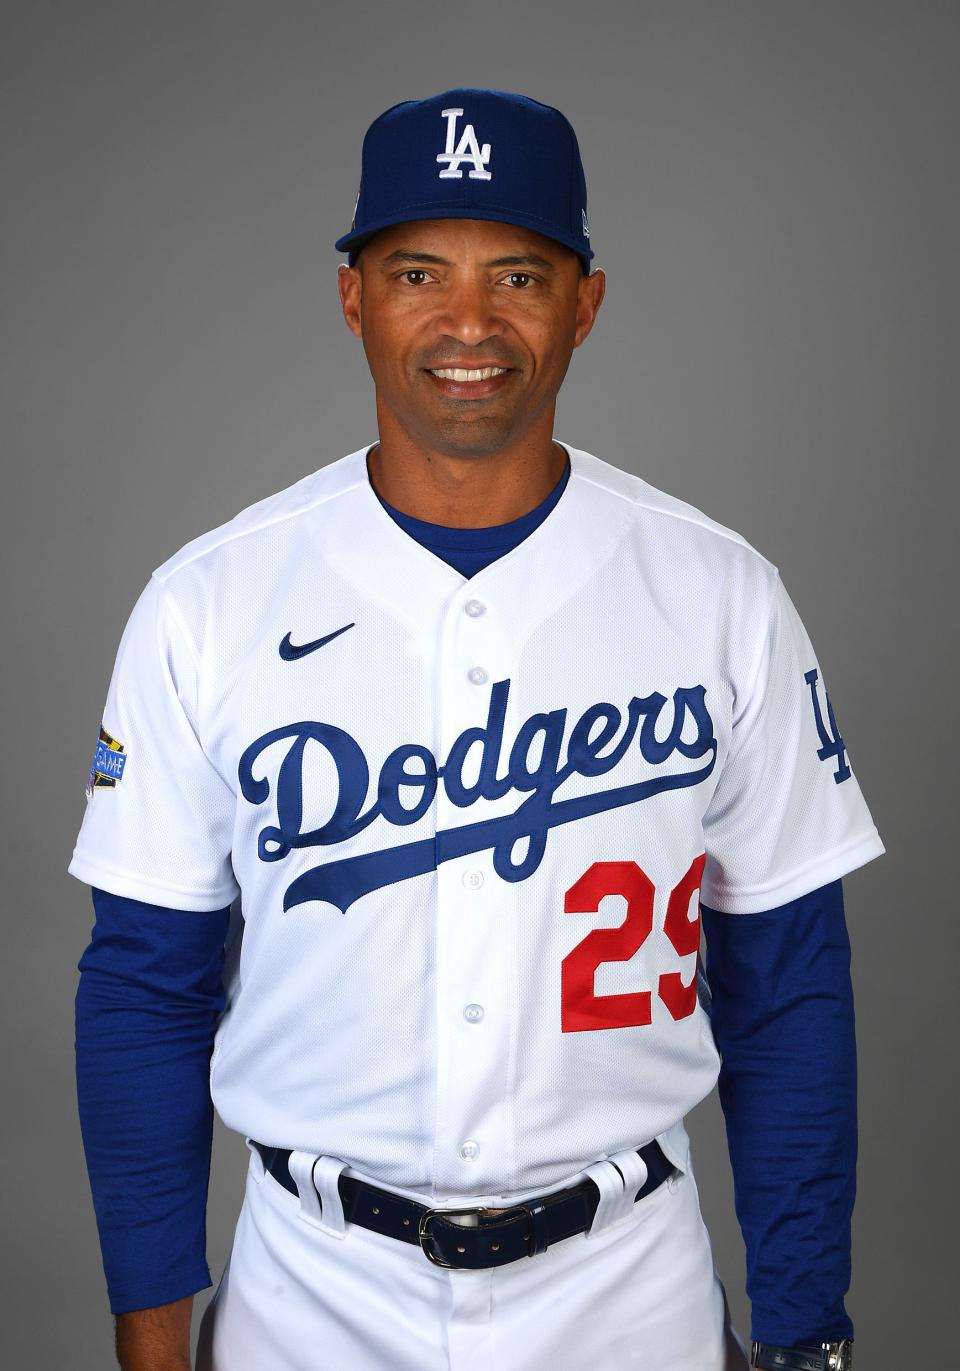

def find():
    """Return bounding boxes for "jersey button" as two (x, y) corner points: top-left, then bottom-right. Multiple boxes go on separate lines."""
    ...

(468, 666), (489, 685)
(462, 869), (484, 889)
(464, 599), (486, 618)
(463, 1003), (485, 1023)
(459, 1140), (480, 1161)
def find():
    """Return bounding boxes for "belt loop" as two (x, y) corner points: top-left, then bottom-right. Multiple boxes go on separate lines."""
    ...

(611, 1147), (650, 1201)
(287, 1149), (325, 1229)
(583, 1148), (649, 1238)
(312, 1155), (349, 1239)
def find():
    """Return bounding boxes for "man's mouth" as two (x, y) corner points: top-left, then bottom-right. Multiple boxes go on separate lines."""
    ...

(423, 364), (514, 398)
(427, 366), (510, 382)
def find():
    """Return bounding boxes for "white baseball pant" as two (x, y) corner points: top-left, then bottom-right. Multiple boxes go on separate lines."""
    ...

(196, 1140), (749, 1371)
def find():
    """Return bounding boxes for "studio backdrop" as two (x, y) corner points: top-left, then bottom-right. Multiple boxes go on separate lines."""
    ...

(1, 3), (955, 1368)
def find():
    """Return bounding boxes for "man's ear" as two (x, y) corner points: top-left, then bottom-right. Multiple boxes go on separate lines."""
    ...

(338, 263), (363, 337)
(573, 267), (606, 348)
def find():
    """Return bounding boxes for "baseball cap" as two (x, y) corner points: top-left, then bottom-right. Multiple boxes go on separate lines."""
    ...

(335, 88), (594, 272)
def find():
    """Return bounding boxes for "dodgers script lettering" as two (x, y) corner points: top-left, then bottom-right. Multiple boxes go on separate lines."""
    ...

(238, 677), (717, 913)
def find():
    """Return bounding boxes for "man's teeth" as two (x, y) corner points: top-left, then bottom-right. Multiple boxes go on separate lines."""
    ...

(430, 366), (508, 382)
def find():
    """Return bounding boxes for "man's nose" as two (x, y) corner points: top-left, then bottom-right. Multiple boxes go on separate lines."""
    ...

(438, 276), (505, 347)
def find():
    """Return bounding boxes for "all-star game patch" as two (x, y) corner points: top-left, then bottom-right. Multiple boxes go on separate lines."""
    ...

(87, 724), (127, 797)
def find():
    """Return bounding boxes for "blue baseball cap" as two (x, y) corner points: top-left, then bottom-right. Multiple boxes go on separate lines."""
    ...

(335, 88), (594, 272)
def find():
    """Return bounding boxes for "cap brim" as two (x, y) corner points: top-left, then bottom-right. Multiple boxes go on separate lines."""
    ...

(335, 206), (594, 268)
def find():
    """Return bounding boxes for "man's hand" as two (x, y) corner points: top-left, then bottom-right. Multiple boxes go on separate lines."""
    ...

(115, 1294), (194, 1371)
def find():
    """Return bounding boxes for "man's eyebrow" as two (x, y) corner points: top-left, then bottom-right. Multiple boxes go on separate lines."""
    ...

(485, 254), (557, 272)
(379, 250), (451, 268)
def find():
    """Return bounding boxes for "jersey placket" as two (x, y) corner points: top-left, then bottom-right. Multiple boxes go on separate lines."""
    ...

(431, 582), (519, 1197)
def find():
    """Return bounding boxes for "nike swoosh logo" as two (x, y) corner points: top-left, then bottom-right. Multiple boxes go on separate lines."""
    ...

(279, 623), (355, 661)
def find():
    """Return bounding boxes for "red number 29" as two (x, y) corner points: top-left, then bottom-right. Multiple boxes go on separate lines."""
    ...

(560, 854), (706, 1033)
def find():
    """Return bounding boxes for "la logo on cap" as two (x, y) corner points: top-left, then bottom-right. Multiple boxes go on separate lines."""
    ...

(436, 107), (492, 181)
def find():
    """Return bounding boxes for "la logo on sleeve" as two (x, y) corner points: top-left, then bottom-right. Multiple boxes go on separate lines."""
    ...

(804, 668), (851, 783)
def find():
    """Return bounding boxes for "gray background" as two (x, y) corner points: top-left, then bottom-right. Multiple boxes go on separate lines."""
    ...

(3, 1), (956, 1366)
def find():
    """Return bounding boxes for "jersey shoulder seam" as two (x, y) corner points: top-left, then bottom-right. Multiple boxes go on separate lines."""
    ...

(151, 452), (370, 583)
(628, 492), (778, 571)
(568, 452), (780, 573)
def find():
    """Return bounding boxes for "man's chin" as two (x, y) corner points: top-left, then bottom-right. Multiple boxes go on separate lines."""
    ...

(423, 414), (524, 460)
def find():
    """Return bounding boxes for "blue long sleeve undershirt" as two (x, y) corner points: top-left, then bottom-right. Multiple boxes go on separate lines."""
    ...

(75, 459), (858, 1339)
(701, 880), (856, 1347)
(75, 889), (231, 1314)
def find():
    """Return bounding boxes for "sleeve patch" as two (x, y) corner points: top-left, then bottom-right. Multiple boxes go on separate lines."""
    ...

(87, 725), (127, 797)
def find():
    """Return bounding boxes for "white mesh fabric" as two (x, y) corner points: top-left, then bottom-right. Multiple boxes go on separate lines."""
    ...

(700, 573), (883, 913)
(69, 574), (240, 910)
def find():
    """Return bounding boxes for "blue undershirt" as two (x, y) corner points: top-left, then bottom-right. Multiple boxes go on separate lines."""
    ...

(75, 458), (856, 1343)
(375, 453), (571, 577)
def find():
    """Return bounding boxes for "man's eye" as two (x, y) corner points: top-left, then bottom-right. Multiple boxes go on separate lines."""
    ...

(504, 272), (534, 288)
(401, 270), (430, 286)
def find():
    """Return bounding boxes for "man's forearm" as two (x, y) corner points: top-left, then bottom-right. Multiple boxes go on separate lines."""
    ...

(75, 890), (231, 1316)
(116, 1295), (193, 1371)
(701, 881), (857, 1346)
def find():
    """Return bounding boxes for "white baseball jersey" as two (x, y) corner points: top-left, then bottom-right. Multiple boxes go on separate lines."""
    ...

(69, 443), (884, 1200)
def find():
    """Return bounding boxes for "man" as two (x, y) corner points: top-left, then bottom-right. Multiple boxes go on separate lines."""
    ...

(71, 89), (882, 1371)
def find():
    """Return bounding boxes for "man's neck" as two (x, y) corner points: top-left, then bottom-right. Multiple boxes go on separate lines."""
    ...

(366, 422), (567, 529)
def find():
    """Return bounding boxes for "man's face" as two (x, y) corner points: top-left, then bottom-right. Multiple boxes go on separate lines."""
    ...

(338, 218), (605, 459)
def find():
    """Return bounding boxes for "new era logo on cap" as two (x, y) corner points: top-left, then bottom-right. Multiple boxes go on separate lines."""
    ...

(335, 88), (594, 272)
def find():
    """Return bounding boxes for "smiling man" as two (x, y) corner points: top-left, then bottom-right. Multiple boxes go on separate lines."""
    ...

(70, 90), (882, 1371)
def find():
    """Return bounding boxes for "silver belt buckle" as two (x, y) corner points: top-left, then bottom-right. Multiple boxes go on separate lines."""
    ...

(418, 1203), (523, 1267)
(824, 1341), (853, 1371)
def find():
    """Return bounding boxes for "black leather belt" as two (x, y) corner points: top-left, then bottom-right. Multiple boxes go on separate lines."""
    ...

(751, 1343), (853, 1371)
(251, 1139), (676, 1270)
